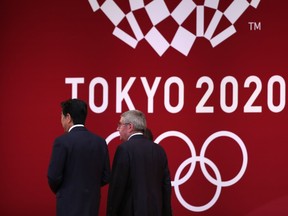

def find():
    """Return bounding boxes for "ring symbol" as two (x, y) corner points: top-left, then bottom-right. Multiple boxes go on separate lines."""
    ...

(200, 131), (248, 187)
(174, 156), (222, 212)
(155, 130), (248, 212)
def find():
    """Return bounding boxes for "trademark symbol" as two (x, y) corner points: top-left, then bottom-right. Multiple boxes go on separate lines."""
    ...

(248, 22), (262, 30)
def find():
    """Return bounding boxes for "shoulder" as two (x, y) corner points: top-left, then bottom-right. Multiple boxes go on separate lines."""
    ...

(54, 132), (69, 142)
(115, 140), (134, 155)
(153, 142), (168, 156)
(117, 140), (130, 149)
(55, 128), (106, 144)
(84, 129), (108, 147)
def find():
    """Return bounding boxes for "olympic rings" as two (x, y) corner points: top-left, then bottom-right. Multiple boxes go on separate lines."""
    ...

(174, 156), (222, 212)
(106, 130), (248, 212)
(200, 131), (248, 187)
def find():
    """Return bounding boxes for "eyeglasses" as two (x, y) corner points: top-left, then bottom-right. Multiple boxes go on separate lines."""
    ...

(117, 122), (130, 128)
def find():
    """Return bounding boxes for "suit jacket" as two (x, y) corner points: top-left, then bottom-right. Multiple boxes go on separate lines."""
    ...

(107, 134), (172, 216)
(48, 126), (110, 216)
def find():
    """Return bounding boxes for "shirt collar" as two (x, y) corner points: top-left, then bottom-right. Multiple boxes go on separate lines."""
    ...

(68, 124), (84, 132)
(128, 132), (143, 140)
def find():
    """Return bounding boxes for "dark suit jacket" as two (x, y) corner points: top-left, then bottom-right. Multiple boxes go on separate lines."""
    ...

(48, 126), (110, 216)
(107, 134), (172, 216)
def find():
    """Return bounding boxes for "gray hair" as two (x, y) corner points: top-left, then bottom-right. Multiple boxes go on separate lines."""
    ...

(121, 110), (147, 132)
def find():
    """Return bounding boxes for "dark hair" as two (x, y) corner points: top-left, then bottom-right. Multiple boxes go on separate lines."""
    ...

(61, 99), (87, 125)
(143, 128), (153, 141)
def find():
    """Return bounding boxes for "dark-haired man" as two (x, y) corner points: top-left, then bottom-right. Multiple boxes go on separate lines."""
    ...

(48, 98), (110, 216)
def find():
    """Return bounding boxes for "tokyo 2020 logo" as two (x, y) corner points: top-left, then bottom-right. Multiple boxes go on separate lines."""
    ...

(106, 130), (248, 212)
(88, 0), (261, 56)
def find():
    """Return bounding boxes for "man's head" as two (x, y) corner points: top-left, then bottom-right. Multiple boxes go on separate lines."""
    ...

(60, 99), (87, 132)
(117, 110), (147, 141)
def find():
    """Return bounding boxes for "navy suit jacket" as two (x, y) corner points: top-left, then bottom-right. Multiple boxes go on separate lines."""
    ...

(48, 126), (110, 216)
(107, 134), (172, 216)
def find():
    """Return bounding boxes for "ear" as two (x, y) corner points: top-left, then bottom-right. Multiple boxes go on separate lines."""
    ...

(66, 113), (73, 124)
(127, 123), (134, 133)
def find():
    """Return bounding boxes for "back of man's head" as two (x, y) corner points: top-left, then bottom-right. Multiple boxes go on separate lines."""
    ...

(61, 99), (87, 125)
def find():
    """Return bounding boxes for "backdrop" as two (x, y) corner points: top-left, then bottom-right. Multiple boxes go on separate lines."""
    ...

(1, 1), (287, 215)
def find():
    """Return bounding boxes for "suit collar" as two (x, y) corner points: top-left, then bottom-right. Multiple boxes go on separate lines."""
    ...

(68, 124), (85, 132)
(128, 133), (144, 140)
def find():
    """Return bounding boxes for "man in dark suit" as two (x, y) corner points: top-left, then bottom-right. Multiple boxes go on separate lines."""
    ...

(47, 99), (110, 216)
(107, 110), (172, 216)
